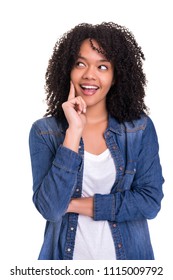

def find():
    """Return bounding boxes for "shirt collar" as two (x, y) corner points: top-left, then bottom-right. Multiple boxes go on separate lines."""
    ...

(107, 114), (123, 135)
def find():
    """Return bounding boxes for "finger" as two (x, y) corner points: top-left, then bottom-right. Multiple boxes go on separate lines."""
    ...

(68, 81), (76, 101)
(80, 97), (87, 113)
(76, 96), (87, 113)
(75, 96), (87, 114)
(73, 99), (82, 114)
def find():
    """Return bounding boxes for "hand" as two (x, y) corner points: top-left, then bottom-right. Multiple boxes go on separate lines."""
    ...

(62, 82), (87, 134)
(66, 197), (94, 218)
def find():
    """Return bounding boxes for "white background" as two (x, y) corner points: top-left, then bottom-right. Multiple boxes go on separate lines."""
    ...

(0, 0), (172, 273)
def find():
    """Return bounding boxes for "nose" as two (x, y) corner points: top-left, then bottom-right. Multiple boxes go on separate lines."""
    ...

(82, 66), (96, 80)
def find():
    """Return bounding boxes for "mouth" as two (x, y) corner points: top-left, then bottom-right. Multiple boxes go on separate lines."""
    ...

(80, 84), (99, 96)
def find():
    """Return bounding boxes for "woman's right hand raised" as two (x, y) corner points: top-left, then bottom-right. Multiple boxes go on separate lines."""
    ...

(62, 82), (87, 152)
(62, 82), (87, 135)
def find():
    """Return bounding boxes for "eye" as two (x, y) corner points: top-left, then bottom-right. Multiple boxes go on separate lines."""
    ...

(99, 65), (108, 70)
(76, 61), (85, 68)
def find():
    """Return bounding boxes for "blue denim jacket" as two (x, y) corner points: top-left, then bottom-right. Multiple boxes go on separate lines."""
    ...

(29, 114), (164, 260)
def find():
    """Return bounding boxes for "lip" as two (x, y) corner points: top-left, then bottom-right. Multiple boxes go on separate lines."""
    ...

(80, 84), (99, 96)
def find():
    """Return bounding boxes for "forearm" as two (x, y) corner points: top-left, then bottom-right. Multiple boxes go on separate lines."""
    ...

(93, 177), (164, 223)
(67, 197), (94, 218)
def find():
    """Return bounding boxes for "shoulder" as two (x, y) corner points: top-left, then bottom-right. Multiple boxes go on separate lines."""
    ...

(29, 117), (68, 150)
(123, 114), (158, 147)
(123, 114), (154, 133)
(109, 113), (154, 134)
(30, 116), (67, 135)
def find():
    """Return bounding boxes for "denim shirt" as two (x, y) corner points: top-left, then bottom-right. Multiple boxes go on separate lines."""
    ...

(29, 114), (164, 260)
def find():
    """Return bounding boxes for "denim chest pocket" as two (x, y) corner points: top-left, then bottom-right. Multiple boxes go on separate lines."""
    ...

(116, 161), (137, 192)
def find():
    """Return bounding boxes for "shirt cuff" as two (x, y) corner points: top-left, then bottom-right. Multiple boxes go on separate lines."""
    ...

(93, 193), (115, 221)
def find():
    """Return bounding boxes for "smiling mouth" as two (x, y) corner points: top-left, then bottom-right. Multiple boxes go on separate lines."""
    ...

(80, 85), (99, 96)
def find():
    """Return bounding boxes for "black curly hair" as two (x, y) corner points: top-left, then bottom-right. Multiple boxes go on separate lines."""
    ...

(44, 22), (148, 123)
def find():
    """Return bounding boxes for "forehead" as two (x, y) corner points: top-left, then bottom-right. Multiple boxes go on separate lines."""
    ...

(78, 39), (107, 60)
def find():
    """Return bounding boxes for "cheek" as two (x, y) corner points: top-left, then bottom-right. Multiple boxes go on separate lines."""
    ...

(70, 70), (75, 82)
(70, 70), (80, 84)
(103, 77), (114, 90)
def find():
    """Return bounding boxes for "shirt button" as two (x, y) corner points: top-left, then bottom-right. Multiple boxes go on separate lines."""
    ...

(67, 248), (71, 252)
(112, 223), (117, 228)
(70, 227), (74, 231)
(118, 243), (122, 248)
(119, 166), (123, 171)
(76, 188), (80, 192)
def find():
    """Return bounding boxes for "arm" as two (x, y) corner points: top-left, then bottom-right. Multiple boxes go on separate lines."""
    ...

(61, 82), (94, 217)
(29, 83), (87, 222)
(29, 122), (82, 222)
(93, 117), (164, 222)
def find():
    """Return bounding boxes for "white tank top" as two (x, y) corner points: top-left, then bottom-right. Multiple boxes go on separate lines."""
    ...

(73, 149), (116, 260)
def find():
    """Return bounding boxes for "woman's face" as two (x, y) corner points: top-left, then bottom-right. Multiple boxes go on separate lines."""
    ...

(70, 39), (114, 109)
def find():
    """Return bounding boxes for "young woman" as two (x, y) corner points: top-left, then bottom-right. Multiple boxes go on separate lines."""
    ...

(29, 22), (164, 260)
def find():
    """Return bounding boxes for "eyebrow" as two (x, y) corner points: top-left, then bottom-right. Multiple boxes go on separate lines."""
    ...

(77, 55), (110, 63)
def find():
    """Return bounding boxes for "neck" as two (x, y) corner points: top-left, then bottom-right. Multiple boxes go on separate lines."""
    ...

(85, 104), (108, 124)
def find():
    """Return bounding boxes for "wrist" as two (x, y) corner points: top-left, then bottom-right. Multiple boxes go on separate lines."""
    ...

(67, 126), (83, 137)
(63, 128), (82, 153)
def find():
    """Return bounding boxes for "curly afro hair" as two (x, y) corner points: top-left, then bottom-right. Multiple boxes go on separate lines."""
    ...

(44, 22), (148, 123)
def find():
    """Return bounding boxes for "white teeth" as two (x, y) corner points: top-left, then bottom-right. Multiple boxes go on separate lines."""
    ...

(81, 85), (98, 89)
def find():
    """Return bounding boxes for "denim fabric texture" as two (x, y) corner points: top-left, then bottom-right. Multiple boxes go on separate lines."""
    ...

(29, 114), (164, 260)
